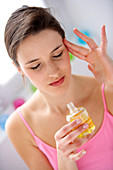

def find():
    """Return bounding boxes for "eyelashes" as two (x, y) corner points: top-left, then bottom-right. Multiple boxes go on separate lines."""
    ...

(31, 51), (63, 70)
(31, 63), (41, 70)
(53, 52), (63, 58)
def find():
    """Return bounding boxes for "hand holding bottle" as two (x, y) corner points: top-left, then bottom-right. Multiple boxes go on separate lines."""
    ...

(66, 102), (95, 138)
(54, 118), (94, 161)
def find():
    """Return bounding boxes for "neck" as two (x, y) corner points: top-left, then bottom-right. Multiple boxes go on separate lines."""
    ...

(38, 75), (76, 114)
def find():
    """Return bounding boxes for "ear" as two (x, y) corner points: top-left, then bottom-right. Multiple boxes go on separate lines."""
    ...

(12, 61), (23, 74)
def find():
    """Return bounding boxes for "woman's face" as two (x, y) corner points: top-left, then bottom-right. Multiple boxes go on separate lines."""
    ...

(17, 29), (71, 96)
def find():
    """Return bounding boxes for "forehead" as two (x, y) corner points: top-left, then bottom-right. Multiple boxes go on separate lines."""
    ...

(17, 29), (63, 63)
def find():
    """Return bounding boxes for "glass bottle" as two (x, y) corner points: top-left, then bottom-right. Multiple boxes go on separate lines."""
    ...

(66, 102), (95, 138)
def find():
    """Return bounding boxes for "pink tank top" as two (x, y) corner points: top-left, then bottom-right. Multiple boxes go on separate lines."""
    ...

(17, 84), (113, 170)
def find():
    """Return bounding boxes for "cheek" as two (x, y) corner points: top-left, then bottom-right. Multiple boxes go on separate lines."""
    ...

(20, 68), (37, 84)
(27, 70), (47, 88)
(58, 52), (71, 75)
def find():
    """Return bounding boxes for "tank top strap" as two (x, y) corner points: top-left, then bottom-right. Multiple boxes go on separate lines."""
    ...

(17, 108), (36, 138)
(101, 83), (108, 112)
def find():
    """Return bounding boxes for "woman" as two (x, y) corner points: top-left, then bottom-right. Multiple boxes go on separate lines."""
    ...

(5, 6), (113, 170)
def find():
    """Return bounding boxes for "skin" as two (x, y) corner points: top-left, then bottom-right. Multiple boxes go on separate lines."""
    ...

(5, 27), (113, 170)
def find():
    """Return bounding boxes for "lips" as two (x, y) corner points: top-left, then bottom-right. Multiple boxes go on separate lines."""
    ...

(49, 76), (65, 87)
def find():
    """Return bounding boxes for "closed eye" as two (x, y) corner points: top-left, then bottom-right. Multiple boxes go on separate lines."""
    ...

(31, 63), (41, 70)
(53, 52), (63, 58)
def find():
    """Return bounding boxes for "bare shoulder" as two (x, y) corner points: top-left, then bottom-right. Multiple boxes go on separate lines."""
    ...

(5, 92), (43, 148)
(5, 90), (46, 143)
(5, 107), (53, 169)
(5, 107), (35, 148)
(5, 109), (22, 139)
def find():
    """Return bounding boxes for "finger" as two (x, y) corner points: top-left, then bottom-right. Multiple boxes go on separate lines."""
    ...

(54, 119), (82, 141)
(62, 129), (95, 157)
(64, 38), (89, 56)
(78, 129), (95, 145)
(87, 63), (94, 73)
(86, 130), (95, 139)
(67, 47), (86, 60)
(60, 143), (77, 157)
(60, 123), (89, 146)
(100, 25), (107, 51)
(87, 63), (98, 78)
(73, 28), (98, 50)
(68, 149), (86, 161)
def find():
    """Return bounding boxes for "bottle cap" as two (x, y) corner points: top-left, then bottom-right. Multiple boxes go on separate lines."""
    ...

(67, 102), (77, 114)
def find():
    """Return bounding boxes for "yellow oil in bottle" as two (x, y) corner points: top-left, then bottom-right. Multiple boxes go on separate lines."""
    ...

(66, 102), (95, 138)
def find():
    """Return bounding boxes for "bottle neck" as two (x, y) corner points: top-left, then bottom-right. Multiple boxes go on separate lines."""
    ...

(67, 102), (77, 114)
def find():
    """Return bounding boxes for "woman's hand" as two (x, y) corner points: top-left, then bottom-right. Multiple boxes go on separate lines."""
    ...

(64, 25), (113, 85)
(54, 119), (94, 162)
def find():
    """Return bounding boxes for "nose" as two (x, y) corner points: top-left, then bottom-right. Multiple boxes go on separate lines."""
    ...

(46, 61), (60, 78)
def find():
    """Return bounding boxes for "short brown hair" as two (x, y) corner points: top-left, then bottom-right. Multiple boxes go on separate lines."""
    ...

(4, 6), (65, 67)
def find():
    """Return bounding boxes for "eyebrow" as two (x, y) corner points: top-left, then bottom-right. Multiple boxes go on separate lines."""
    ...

(25, 44), (63, 65)
(50, 44), (62, 54)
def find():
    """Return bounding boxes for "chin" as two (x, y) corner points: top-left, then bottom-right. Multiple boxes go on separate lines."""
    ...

(50, 80), (71, 97)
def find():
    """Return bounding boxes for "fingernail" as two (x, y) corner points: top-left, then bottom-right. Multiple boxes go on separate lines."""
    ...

(90, 130), (95, 135)
(83, 123), (89, 129)
(73, 28), (78, 32)
(76, 119), (82, 124)
(73, 28), (77, 30)
(82, 150), (86, 155)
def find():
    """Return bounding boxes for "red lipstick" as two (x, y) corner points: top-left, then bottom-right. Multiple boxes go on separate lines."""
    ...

(49, 76), (65, 87)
